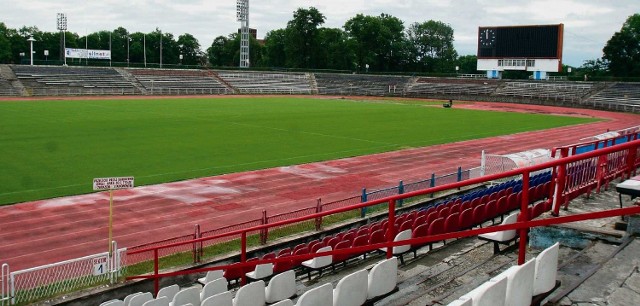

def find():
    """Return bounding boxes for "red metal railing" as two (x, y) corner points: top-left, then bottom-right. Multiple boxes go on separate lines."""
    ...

(128, 139), (640, 294)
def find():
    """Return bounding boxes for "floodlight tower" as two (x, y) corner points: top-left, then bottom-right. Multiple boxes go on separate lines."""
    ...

(57, 13), (67, 66)
(237, 0), (250, 68)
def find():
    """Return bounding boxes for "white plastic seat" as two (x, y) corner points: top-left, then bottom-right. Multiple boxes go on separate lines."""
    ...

(202, 291), (232, 306)
(233, 280), (266, 306)
(333, 269), (368, 306)
(446, 296), (472, 306)
(270, 299), (294, 306)
(265, 270), (296, 303)
(246, 263), (274, 281)
(534, 242), (559, 295)
(200, 278), (228, 302)
(367, 257), (398, 300)
(378, 230), (412, 254)
(301, 246), (333, 279)
(143, 297), (170, 306)
(170, 286), (201, 306)
(478, 213), (519, 242)
(462, 276), (507, 306)
(295, 283), (333, 306)
(198, 270), (224, 285)
(124, 292), (143, 306)
(491, 259), (535, 306)
(100, 300), (125, 306)
(157, 284), (180, 301)
(130, 292), (154, 306)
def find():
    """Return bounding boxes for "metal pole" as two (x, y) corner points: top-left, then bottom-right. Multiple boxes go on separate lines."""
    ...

(127, 35), (130, 67)
(143, 34), (146, 68)
(109, 32), (112, 67)
(159, 31), (162, 68)
(240, 232), (247, 285)
(386, 199), (396, 259)
(518, 171), (530, 265)
(108, 190), (114, 255)
(153, 249), (159, 295)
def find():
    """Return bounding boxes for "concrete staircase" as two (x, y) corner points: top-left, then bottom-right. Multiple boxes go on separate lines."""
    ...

(0, 65), (25, 96)
(115, 68), (147, 95)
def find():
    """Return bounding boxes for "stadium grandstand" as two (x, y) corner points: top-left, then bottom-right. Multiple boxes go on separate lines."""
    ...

(2, 64), (640, 113)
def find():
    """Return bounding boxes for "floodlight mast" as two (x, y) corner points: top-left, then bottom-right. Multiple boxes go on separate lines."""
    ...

(237, 0), (249, 68)
(57, 13), (67, 66)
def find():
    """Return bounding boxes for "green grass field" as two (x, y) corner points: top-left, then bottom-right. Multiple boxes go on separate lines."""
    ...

(0, 97), (597, 205)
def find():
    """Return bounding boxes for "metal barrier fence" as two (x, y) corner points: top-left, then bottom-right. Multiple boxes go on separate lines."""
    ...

(2, 242), (126, 306)
(147, 87), (230, 95)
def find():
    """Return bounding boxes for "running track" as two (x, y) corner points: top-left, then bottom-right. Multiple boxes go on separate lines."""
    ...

(0, 101), (638, 271)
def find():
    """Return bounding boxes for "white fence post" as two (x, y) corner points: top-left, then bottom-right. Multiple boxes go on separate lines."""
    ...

(1, 263), (10, 306)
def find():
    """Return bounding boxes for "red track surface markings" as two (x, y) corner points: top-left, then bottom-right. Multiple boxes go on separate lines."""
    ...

(0, 101), (638, 271)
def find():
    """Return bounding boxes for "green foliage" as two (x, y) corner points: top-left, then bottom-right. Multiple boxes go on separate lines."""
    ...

(603, 14), (640, 77)
(284, 7), (326, 68)
(456, 55), (479, 74)
(344, 14), (406, 72)
(407, 20), (458, 73)
(0, 97), (596, 205)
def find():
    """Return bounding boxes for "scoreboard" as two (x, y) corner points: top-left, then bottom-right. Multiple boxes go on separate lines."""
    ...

(476, 24), (564, 77)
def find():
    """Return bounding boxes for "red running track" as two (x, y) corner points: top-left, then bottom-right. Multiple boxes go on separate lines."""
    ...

(0, 101), (638, 271)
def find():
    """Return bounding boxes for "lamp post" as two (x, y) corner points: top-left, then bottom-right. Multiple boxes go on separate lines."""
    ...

(179, 54), (183, 66)
(455, 65), (460, 75)
(44, 50), (49, 62)
(127, 35), (131, 67)
(57, 13), (67, 66)
(28, 36), (36, 66)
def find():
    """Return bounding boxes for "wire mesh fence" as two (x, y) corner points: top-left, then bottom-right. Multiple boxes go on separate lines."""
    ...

(7, 247), (125, 306)
(266, 207), (318, 241)
(199, 219), (263, 261)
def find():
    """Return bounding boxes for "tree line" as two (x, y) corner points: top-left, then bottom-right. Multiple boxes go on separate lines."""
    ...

(0, 9), (638, 77)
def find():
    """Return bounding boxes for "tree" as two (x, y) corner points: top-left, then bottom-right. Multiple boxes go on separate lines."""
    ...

(316, 28), (354, 70)
(262, 29), (287, 67)
(284, 7), (326, 68)
(177, 33), (201, 66)
(603, 14), (640, 77)
(0, 23), (14, 63)
(207, 35), (231, 66)
(456, 55), (478, 74)
(407, 20), (458, 73)
(344, 13), (407, 72)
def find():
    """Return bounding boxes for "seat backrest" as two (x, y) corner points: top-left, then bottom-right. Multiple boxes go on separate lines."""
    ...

(204, 270), (224, 284)
(485, 200), (497, 220)
(277, 248), (291, 257)
(265, 270), (296, 304)
(467, 276), (507, 306)
(445, 213), (460, 232)
(270, 300), (294, 306)
(459, 208), (474, 230)
(534, 242), (559, 295)
(438, 207), (450, 219)
(124, 292), (142, 306)
(243, 258), (259, 273)
(333, 240), (352, 262)
(100, 300), (125, 306)
(252, 263), (274, 279)
(494, 212), (519, 241)
(500, 259), (535, 306)
(428, 218), (445, 236)
(173, 286), (200, 306)
(367, 257), (398, 300)
(446, 296), (472, 306)
(327, 237), (341, 249)
(399, 220), (413, 232)
(352, 234), (368, 248)
(369, 229), (385, 245)
(201, 278), (228, 302)
(295, 283), (332, 306)
(274, 254), (294, 273)
(393, 229), (412, 254)
(157, 284), (179, 301)
(129, 292), (153, 306)
(141, 296), (169, 306)
(233, 280), (266, 306)
(262, 252), (276, 260)
(313, 246), (333, 267)
(333, 269), (368, 306)
(201, 291), (232, 306)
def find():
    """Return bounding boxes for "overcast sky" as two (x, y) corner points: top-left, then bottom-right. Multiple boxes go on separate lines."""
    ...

(2, 0), (638, 67)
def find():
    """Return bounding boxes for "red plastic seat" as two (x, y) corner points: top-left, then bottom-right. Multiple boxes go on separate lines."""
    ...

(507, 193), (518, 212)
(332, 240), (352, 265)
(426, 211), (439, 225)
(485, 200), (498, 222)
(292, 243), (306, 254)
(532, 202), (546, 219)
(438, 206), (450, 219)
(223, 263), (244, 284)
(489, 191), (499, 202)
(472, 204), (486, 227)
(444, 213), (460, 232)
(368, 229), (385, 245)
(291, 247), (309, 267)
(470, 197), (481, 207)
(410, 223), (430, 256)
(321, 236), (332, 248)
(413, 215), (426, 229)
(369, 222), (382, 233)
(480, 195), (490, 205)
(342, 232), (355, 243)
(357, 228), (369, 237)
(461, 200), (472, 212)
(449, 204), (461, 215)
(351, 234), (369, 258)
(458, 208), (474, 229)
(262, 252), (276, 260)
(273, 254), (294, 274)
(327, 237), (341, 249)
(427, 218), (445, 236)
(399, 220), (413, 232)
(310, 242), (323, 253)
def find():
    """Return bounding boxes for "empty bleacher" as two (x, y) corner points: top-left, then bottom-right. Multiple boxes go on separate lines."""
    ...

(314, 73), (409, 96)
(127, 69), (230, 95)
(494, 81), (594, 102)
(11, 65), (139, 96)
(0, 76), (17, 96)
(585, 82), (640, 112)
(404, 78), (499, 97)
(216, 71), (313, 94)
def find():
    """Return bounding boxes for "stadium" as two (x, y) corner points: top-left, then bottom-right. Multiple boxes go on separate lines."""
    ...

(1, 2), (640, 306)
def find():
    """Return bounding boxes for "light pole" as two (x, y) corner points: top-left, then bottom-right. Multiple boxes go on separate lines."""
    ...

(455, 65), (460, 75)
(44, 50), (49, 62)
(179, 54), (183, 66)
(127, 35), (131, 67)
(28, 36), (36, 66)
(57, 13), (67, 66)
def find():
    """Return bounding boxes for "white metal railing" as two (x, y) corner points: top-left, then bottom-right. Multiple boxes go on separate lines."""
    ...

(4, 242), (125, 305)
(1, 264), (9, 306)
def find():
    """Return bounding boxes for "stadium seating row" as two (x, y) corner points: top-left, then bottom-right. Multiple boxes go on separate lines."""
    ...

(99, 257), (398, 306)
(446, 242), (560, 306)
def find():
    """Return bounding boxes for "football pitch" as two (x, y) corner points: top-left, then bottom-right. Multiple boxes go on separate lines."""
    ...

(0, 96), (597, 205)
